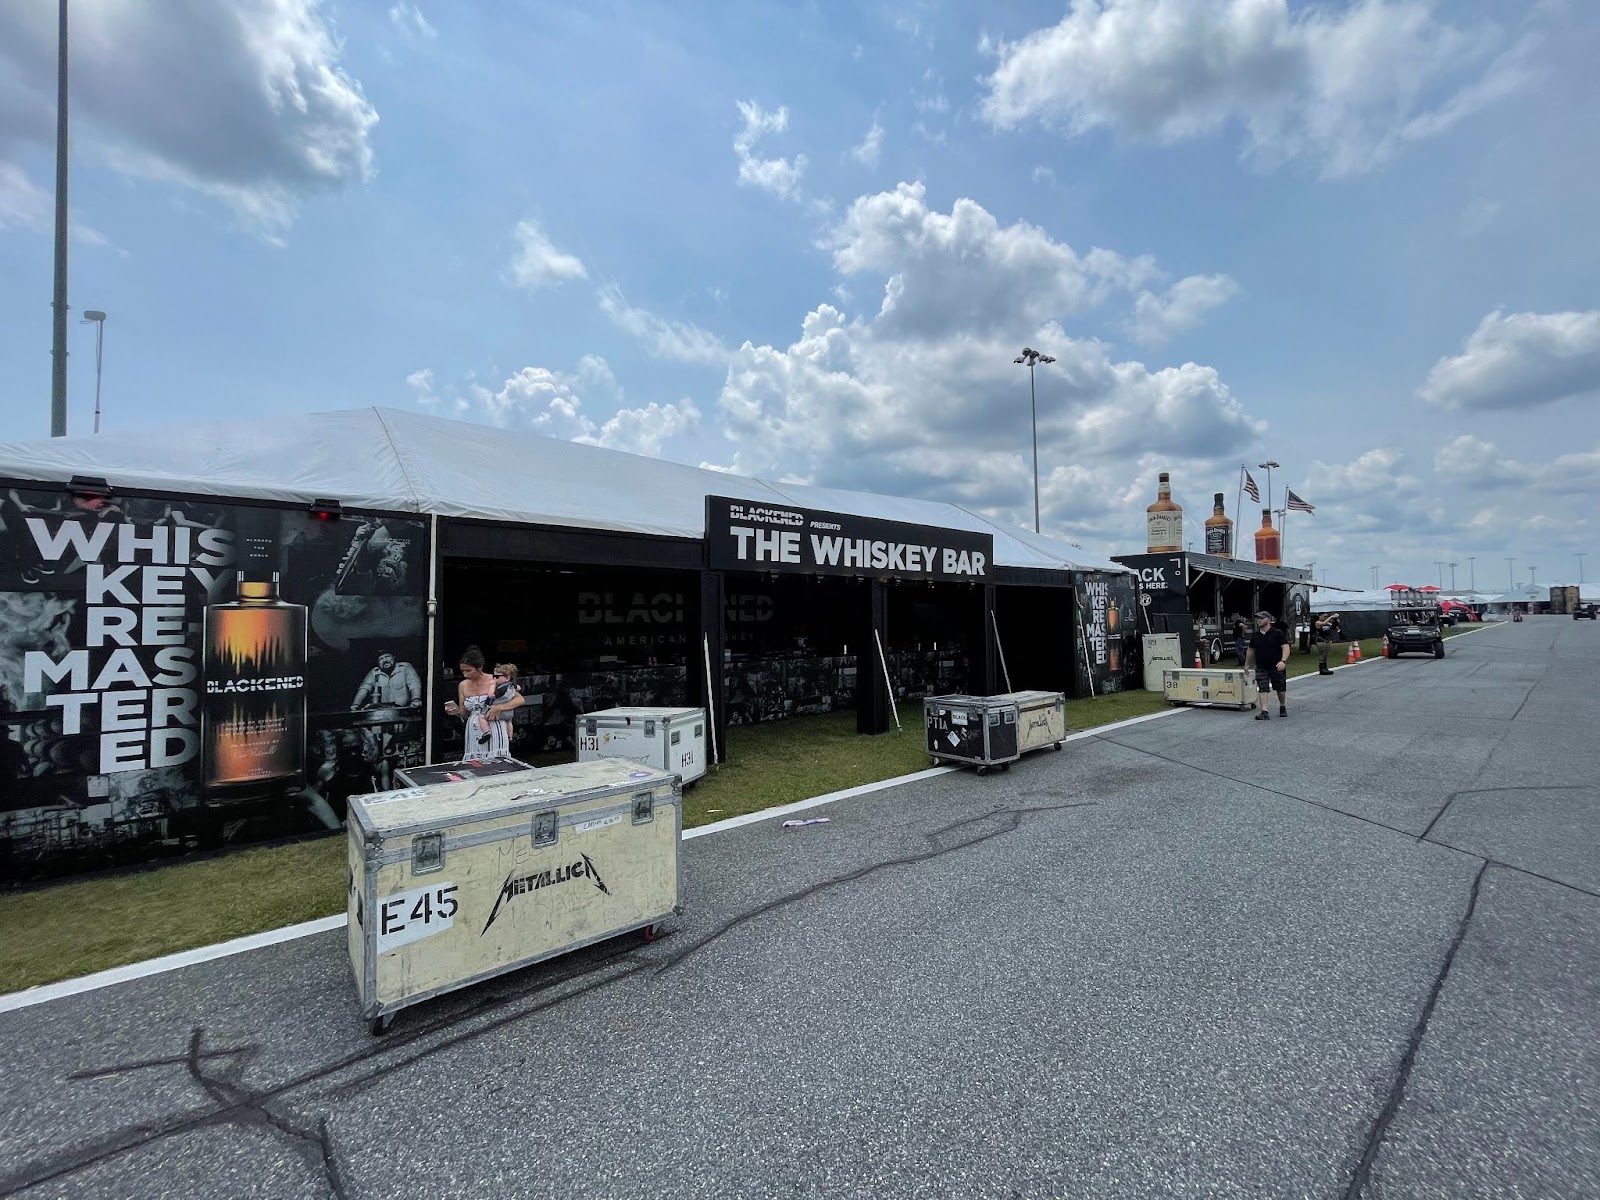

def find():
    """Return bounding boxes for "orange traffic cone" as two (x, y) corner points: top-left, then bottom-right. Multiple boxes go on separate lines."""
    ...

(1194, 649), (1203, 668)
(1345, 643), (1358, 664)
(1353, 641), (1362, 660)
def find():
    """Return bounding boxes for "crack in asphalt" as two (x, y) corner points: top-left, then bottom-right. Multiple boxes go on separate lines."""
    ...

(1417, 784), (1592, 843)
(655, 801), (1099, 978)
(0, 800), (1095, 1199)
(1094, 737), (1600, 900)
(1341, 861), (1489, 1200)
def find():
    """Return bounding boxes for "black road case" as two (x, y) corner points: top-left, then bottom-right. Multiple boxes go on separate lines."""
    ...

(924, 695), (1021, 774)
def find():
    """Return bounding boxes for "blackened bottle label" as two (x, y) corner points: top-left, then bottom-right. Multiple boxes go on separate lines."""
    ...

(202, 592), (308, 789)
(1205, 525), (1232, 555)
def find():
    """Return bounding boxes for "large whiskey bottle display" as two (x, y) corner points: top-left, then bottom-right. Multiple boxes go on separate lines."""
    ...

(202, 516), (308, 799)
(1254, 508), (1282, 566)
(1204, 492), (1233, 557)
(1145, 472), (1184, 553)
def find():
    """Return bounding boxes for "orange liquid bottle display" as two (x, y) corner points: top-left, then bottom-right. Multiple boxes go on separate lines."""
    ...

(1254, 508), (1281, 566)
(202, 570), (308, 795)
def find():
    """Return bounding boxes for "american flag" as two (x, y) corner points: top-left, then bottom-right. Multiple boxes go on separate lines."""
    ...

(1286, 489), (1315, 513)
(1242, 469), (1260, 502)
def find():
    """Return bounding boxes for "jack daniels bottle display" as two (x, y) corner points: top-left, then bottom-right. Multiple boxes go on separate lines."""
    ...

(1204, 492), (1234, 557)
(202, 514), (308, 800)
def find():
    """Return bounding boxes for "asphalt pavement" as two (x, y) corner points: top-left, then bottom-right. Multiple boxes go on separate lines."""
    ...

(1, 616), (1595, 1199)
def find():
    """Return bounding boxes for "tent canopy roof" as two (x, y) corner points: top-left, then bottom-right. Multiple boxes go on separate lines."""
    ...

(0, 406), (1125, 574)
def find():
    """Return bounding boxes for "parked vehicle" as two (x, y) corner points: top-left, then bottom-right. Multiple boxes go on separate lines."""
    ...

(1438, 599), (1475, 624)
(1385, 614), (1446, 659)
(1575, 603), (1597, 621)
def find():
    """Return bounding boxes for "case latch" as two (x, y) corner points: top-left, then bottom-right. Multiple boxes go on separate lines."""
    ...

(533, 810), (559, 846)
(632, 792), (655, 824)
(411, 831), (445, 875)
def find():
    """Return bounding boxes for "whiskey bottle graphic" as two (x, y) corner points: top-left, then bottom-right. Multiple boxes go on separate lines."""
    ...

(202, 568), (308, 799)
(1145, 472), (1184, 553)
(1204, 492), (1234, 557)
(1254, 508), (1282, 566)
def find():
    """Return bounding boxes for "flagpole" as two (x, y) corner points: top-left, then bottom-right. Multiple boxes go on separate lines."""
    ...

(1234, 465), (1243, 549)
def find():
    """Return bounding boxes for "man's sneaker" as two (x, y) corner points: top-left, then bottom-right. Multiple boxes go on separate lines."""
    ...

(1255, 711), (1271, 721)
(1279, 708), (1288, 717)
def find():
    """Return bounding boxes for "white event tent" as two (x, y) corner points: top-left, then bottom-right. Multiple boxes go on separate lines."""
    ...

(0, 407), (1125, 575)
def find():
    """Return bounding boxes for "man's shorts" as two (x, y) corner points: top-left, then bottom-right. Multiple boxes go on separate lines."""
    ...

(1255, 665), (1287, 692)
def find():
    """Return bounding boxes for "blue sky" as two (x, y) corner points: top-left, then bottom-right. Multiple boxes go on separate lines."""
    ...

(1, 0), (1597, 593)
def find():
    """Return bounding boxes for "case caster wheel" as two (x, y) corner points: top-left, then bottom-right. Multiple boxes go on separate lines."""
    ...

(368, 1013), (394, 1038)
(642, 923), (663, 943)
(1053, 741), (1063, 751)
(976, 765), (989, 777)
(1000, 763), (1010, 772)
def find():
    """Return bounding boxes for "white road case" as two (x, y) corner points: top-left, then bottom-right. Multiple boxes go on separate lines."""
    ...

(576, 706), (707, 785)
(1142, 633), (1183, 692)
(1163, 667), (1255, 711)
(994, 690), (1067, 755)
(347, 757), (681, 1034)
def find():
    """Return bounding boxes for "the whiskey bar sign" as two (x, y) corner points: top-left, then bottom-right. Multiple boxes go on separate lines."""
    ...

(706, 496), (992, 581)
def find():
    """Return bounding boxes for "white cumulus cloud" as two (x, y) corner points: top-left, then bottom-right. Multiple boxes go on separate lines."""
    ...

(598, 285), (727, 365)
(979, 0), (1532, 178)
(0, 0), (379, 239)
(850, 117), (884, 167)
(733, 101), (808, 200)
(1126, 274), (1240, 345)
(508, 219), (588, 290)
(1419, 309), (1600, 411)
(388, 2), (436, 39)
(705, 185), (1263, 548)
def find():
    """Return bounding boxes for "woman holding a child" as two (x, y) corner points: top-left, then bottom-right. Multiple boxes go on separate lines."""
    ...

(442, 646), (523, 761)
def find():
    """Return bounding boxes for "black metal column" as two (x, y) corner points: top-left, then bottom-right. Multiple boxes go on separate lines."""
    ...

(856, 578), (891, 735)
(980, 583), (999, 694)
(694, 570), (728, 763)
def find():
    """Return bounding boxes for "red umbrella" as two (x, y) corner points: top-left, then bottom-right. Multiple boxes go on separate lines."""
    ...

(1417, 585), (1440, 592)
(1384, 583), (1409, 591)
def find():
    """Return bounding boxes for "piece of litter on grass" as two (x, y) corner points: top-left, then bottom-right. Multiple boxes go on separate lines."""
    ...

(782, 817), (831, 829)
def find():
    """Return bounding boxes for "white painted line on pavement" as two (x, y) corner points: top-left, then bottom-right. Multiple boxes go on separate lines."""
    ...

(0, 915), (348, 1015)
(2, 704), (1193, 1011)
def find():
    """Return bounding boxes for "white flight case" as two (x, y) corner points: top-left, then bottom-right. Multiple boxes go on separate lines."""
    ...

(347, 757), (682, 1034)
(576, 706), (707, 785)
(1163, 667), (1256, 710)
(995, 690), (1067, 755)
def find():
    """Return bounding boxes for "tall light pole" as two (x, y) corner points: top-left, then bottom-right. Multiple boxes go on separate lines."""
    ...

(1449, 561), (1457, 591)
(1468, 556), (1475, 591)
(50, 0), (71, 437)
(1434, 561), (1445, 589)
(1578, 552), (1587, 585)
(1529, 565), (1537, 588)
(1013, 347), (1055, 534)
(1506, 557), (1515, 588)
(1257, 460), (1280, 514)
(1370, 564), (1381, 589)
(81, 310), (105, 433)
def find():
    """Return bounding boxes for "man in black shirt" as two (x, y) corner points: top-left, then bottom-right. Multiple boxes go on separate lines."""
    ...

(1246, 609), (1292, 719)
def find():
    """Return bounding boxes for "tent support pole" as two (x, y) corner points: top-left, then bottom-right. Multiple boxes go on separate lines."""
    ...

(873, 630), (901, 732)
(423, 512), (440, 764)
(990, 608), (1013, 693)
(703, 633), (720, 770)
